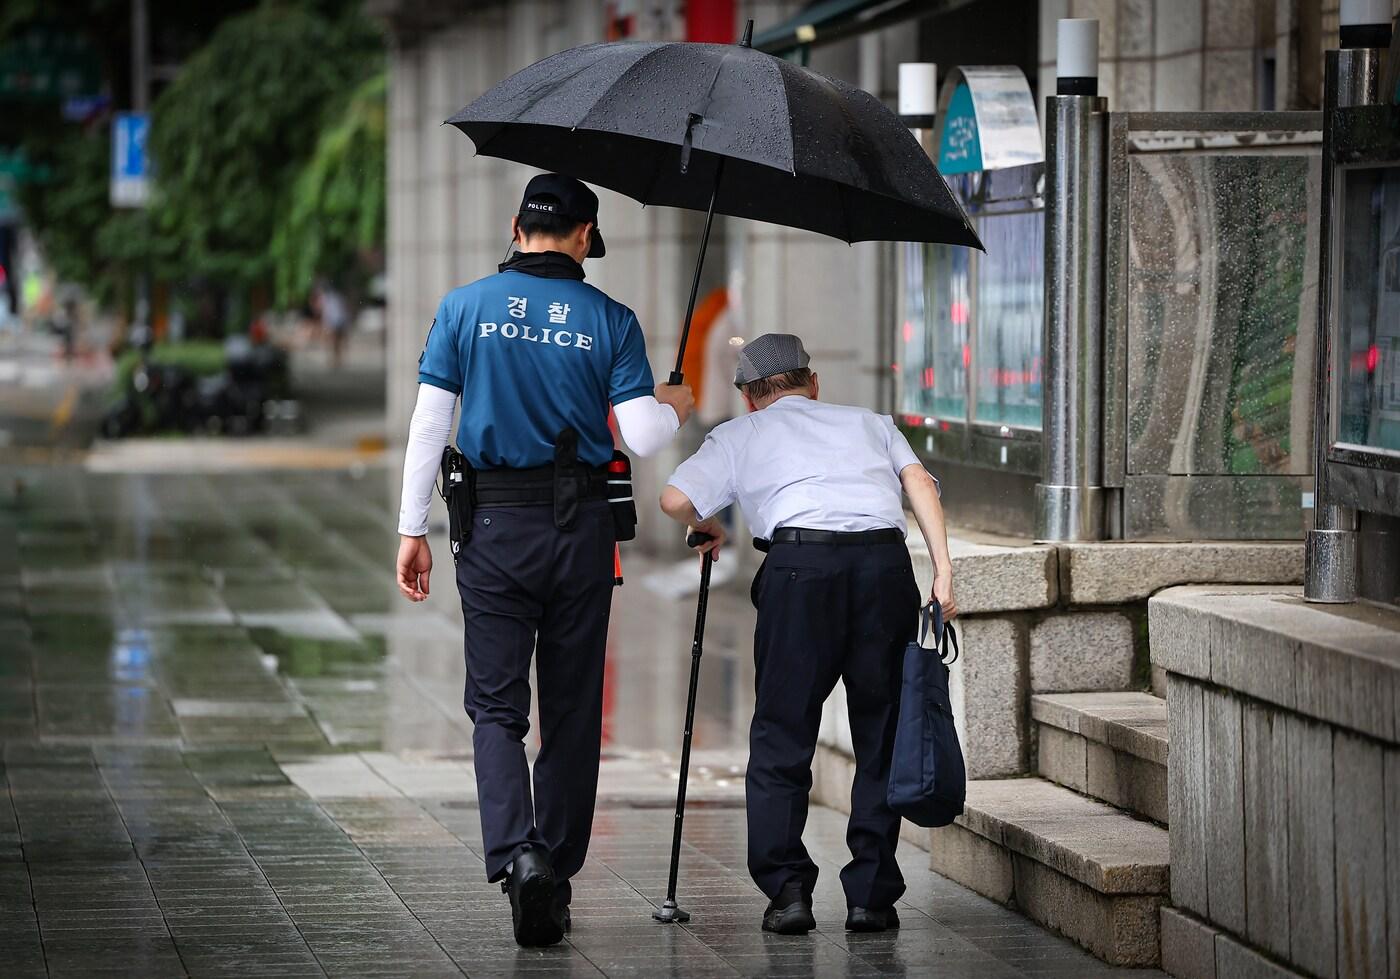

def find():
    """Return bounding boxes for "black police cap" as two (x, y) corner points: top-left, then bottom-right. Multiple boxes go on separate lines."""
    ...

(518, 174), (606, 258)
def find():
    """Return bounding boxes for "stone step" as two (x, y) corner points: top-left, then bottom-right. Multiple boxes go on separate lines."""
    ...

(1032, 691), (1169, 824)
(929, 776), (1170, 967)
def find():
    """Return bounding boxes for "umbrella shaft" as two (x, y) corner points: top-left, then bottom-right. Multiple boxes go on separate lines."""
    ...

(664, 553), (713, 902)
(670, 160), (726, 384)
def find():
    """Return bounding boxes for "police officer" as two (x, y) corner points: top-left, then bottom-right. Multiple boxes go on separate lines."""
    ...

(396, 174), (694, 947)
(660, 333), (956, 935)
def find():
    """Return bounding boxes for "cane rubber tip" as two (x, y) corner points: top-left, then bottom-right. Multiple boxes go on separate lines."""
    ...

(652, 900), (692, 924)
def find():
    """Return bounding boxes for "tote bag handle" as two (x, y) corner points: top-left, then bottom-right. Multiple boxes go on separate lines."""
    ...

(917, 601), (959, 664)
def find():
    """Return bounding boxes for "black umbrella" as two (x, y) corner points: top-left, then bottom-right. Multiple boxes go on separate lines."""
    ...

(448, 22), (982, 385)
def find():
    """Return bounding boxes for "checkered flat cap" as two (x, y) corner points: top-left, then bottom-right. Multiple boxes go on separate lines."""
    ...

(733, 333), (810, 386)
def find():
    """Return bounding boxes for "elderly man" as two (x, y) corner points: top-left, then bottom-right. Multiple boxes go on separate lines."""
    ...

(660, 333), (955, 935)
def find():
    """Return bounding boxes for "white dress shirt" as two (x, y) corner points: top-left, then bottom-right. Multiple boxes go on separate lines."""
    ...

(666, 395), (934, 540)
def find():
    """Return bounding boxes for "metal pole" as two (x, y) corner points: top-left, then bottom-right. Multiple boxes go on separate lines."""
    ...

(132, 0), (150, 111)
(668, 164), (724, 385)
(1304, 44), (1383, 602)
(1035, 91), (1108, 542)
(131, 0), (152, 331)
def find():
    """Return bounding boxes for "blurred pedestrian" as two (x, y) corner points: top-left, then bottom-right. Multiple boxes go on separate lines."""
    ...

(660, 332), (956, 936)
(314, 281), (350, 368)
(394, 173), (695, 947)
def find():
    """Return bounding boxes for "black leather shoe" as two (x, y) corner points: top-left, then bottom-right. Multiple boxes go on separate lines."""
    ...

(555, 899), (572, 934)
(502, 849), (563, 947)
(761, 882), (815, 935)
(846, 906), (900, 932)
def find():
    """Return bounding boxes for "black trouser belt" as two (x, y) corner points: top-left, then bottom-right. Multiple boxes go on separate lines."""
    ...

(755, 527), (904, 551)
(474, 465), (609, 506)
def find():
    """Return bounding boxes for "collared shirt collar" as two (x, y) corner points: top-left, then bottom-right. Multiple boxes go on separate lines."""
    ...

(499, 250), (586, 280)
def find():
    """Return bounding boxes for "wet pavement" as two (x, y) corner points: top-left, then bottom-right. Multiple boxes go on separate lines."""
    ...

(0, 467), (1161, 977)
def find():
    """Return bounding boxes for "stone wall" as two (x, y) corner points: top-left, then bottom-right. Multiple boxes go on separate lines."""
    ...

(1151, 586), (1400, 979)
(815, 538), (1304, 784)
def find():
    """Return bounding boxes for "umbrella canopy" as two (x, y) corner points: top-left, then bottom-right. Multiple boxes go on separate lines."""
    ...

(448, 40), (982, 249)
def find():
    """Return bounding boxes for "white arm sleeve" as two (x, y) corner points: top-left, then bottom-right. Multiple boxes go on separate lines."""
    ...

(397, 384), (458, 537)
(614, 396), (679, 458)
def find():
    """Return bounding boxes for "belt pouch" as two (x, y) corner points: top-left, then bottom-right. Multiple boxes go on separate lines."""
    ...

(606, 450), (637, 542)
(553, 429), (583, 530)
(440, 447), (474, 559)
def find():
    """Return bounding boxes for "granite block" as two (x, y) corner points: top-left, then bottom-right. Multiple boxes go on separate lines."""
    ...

(1203, 687), (1245, 935)
(1029, 612), (1135, 693)
(1160, 905), (1217, 979)
(1168, 676), (1208, 915)
(1286, 714), (1336, 979)
(1242, 701), (1290, 960)
(1332, 732), (1387, 979)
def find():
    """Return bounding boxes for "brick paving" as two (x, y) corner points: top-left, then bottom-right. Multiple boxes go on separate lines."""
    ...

(0, 468), (1163, 977)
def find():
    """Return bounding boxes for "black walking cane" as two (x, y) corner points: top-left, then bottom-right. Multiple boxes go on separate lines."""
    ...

(653, 531), (716, 924)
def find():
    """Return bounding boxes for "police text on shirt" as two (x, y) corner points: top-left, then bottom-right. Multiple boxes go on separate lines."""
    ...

(478, 322), (594, 350)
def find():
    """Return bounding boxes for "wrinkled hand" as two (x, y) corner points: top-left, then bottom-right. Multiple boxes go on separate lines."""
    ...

(932, 570), (957, 620)
(397, 535), (433, 602)
(655, 383), (696, 427)
(688, 516), (726, 563)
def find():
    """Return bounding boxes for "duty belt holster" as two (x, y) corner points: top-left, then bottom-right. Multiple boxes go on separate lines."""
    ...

(553, 429), (584, 530)
(606, 449), (637, 542)
(440, 446), (474, 562)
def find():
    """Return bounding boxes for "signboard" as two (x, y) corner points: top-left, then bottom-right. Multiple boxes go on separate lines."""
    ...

(935, 66), (1044, 176)
(111, 113), (151, 208)
(938, 84), (983, 175)
(0, 29), (101, 100)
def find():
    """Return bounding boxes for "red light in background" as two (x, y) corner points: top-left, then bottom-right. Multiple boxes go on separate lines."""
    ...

(1366, 344), (1379, 373)
(902, 320), (914, 343)
(940, 420), (951, 432)
(962, 345), (971, 368)
(922, 367), (935, 388)
(950, 301), (968, 325)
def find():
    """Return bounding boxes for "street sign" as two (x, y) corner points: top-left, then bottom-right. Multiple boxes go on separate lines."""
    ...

(111, 113), (151, 208)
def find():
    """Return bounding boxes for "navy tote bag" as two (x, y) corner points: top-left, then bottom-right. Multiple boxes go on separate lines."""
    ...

(887, 601), (965, 827)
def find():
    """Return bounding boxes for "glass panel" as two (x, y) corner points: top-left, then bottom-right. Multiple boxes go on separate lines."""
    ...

(1126, 153), (1318, 475)
(898, 242), (969, 420)
(973, 211), (1043, 428)
(1337, 165), (1400, 456)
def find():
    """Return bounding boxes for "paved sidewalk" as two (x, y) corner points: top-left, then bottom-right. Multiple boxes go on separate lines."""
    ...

(0, 468), (1162, 977)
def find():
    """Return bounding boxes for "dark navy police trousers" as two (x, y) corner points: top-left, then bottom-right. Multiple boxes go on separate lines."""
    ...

(746, 537), (920, 910)
(454, 499), (614, 895)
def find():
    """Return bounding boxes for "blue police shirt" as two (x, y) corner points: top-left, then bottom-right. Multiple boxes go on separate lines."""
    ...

(418, 268), (655, 469)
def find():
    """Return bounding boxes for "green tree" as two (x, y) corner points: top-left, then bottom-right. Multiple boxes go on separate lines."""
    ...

(270, 70), (385, 307)
(148, 2), (382, 294)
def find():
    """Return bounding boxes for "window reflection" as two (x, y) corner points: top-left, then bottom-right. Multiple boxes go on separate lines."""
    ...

(1339, 165), (1400, 455)
(899, 242), (969, 420)
(975, 212), (1043, 428)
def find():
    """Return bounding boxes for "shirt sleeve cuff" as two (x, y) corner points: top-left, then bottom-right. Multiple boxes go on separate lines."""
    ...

(610, 385), (653, 406)
(666, 473), (725, 521)
(418, 372), (462, 395)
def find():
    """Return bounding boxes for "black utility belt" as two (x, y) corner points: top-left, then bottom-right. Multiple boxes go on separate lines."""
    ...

(474, 466), (609, 506)
(440, 429), (637, 563)
(754, 527), (904, 551)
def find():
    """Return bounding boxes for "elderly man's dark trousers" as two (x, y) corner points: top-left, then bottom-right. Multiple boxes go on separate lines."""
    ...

(746, 537), (920, 910)
(455, 500), (615, 892)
